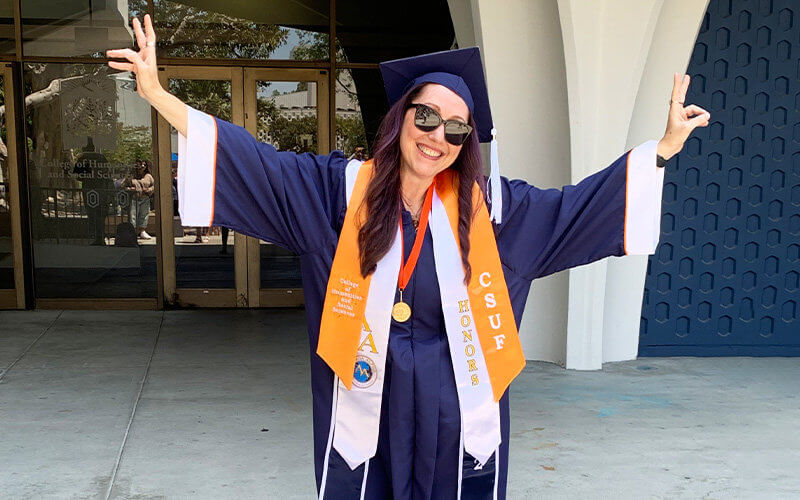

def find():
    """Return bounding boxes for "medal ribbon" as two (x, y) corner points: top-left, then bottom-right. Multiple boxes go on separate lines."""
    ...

(397, 184), (434, 294)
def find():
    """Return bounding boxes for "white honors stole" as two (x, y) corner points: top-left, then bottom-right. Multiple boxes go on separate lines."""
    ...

(317, 160), (526, 471)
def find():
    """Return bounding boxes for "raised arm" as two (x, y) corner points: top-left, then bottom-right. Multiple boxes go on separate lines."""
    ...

(496, 142), (664, 280)
(176, 107), (348, 253)
(497, 73), (711, 280)
(107, 14), (348, 254)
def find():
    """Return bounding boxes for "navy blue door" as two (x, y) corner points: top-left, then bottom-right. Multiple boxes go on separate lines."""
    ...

(639, 0), (800, 356)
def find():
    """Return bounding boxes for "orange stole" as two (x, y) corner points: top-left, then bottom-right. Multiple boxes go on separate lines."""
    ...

(317, 162), (525, 400)
(435, 170), (525, 401)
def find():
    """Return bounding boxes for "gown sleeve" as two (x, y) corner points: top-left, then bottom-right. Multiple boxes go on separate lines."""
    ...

(176, 106), (348, 255)
(496, 140), (665, 281)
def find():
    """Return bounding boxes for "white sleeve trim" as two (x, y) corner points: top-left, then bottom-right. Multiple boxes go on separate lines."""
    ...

(624, 139), (665, 255)
(345, 159), (364, 205)
(177, 106), (218, 227)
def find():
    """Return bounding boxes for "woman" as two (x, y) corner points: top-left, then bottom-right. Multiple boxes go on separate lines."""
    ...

(125, 159), (155, 239)
(108, 15), (709, 499)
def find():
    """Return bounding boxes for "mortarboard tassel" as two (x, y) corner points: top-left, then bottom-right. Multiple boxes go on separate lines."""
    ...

(489, 128), (502, 224)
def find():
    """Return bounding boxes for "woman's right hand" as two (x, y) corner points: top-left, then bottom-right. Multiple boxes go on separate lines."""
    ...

(106, 14), (162, 103)
(106, 13), (188, 135)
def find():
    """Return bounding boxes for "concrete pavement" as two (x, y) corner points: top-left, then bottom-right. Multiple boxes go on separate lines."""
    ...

(1, 309), (798, 499)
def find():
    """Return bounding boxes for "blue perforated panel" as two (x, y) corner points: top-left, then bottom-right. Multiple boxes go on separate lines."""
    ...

(639, 0), (800, 356)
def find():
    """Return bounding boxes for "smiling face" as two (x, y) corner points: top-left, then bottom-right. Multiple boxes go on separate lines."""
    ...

(399, 83), (470, 182)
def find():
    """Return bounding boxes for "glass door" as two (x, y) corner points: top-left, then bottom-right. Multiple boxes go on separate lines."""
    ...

(243, 68), (329, 307)
(157, 66), (247, 307)
(0, 64), (23, 308)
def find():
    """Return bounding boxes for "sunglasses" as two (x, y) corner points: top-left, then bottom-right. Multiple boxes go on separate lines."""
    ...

(407, 103), (473, 146)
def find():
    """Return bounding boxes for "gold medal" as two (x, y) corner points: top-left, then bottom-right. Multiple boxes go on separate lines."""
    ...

(392, 300), (411, 322)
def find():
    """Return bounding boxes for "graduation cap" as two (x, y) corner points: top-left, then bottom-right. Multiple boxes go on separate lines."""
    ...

(379, 46), (504, 223)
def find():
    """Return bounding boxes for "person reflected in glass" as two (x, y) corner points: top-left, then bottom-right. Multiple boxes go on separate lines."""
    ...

(171, 159), (179, 215)
(348, 146), (366, 161)
(73, 137), (112, 246)
(123, 159), (155, 240)
(219, 226), (231, 255)
(193, 226), (207, 243)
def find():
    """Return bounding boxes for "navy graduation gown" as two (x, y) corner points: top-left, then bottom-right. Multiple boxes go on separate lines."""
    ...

(177, 107), (663, 499)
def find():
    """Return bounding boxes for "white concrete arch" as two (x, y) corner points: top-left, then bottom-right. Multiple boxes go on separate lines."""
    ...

(447, 0), (709, 369)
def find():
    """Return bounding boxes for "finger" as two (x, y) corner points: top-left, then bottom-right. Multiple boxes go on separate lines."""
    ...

(670, 72), (682, 101)
(108, 61), (135, 72)
(106, 48), (143, 65)
(144, 13), (157, 44)
(680, 74), (690, 101)
(684, 104), (709, 117)
(133, 17), (146, 50)
(688, 112), (710, 129)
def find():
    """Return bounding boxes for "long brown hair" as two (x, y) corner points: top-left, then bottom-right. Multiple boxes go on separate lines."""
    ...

(357, 83), (486, 284)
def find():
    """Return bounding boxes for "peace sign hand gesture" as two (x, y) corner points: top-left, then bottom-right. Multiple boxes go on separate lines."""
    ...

(657, 73), (711, 160)
(106, 14), (162, 101)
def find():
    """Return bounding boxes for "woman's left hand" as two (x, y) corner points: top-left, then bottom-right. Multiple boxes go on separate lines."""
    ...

(658, 73), (711, 160)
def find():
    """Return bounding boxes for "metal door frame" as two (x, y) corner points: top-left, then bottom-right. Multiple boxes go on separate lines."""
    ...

(157, 65), (247, 307)
(0, 63), (24, 308)
(243, 68), (329, 307)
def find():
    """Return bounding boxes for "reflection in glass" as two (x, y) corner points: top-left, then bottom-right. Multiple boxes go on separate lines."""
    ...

(24, 63), (157, 298)
(256, 80), (317, 153)
(22, 0), (147, 58)
(154, 0), (329, 61)
(0, 0), (13, 55)
(335, 69), (368, 159)
(255, 80), (316, 289)
(169, 78), (235, 289)
(337, 69), (387, 154)
(0, 73), (11, 289)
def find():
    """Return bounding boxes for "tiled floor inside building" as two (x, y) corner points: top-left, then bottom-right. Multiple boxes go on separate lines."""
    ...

(1, 309), (799, 499)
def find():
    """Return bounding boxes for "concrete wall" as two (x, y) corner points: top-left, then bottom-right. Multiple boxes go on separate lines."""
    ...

(448, 0), (572, 365)
(448, 0), (709, 368)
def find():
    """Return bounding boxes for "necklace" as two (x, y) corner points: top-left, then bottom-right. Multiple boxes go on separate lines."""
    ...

(393, 185), (434, 322)
(401, 194), (423, 228)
